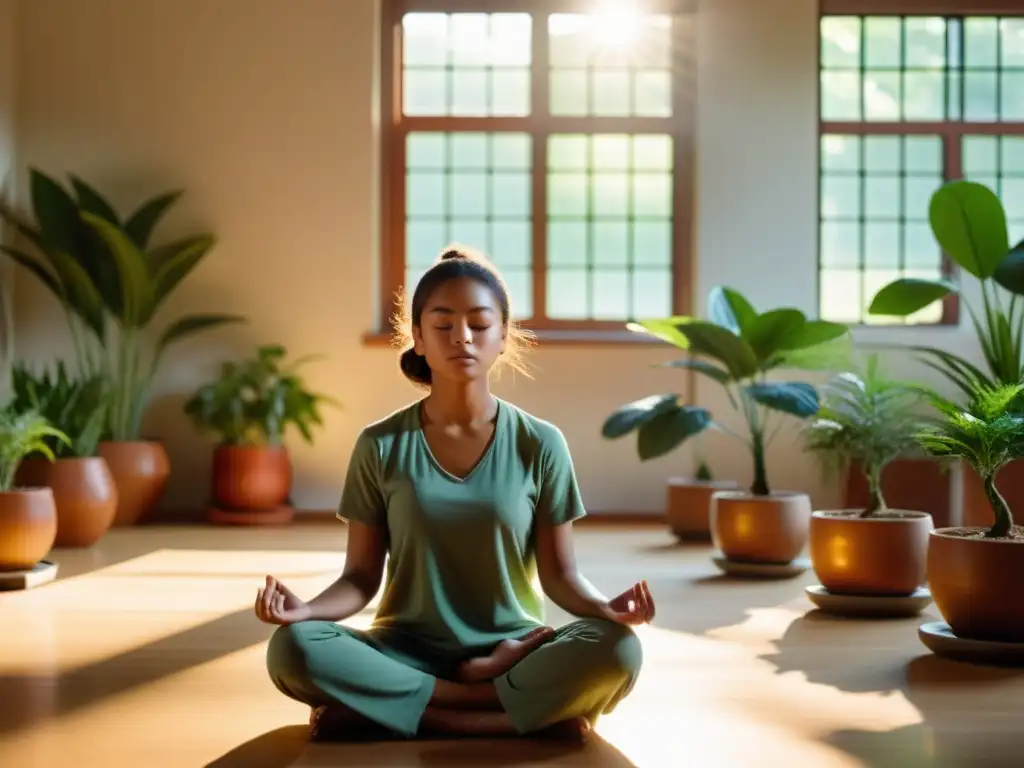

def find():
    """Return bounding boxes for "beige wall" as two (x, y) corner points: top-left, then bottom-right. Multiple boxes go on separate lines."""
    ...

(9, 0), (981, 514)
(0, 0), (15, 400)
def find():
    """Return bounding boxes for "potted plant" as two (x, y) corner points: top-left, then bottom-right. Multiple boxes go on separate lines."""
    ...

(603, 286), (850, 566)
(914, 381), (1024, 643)
(184, 344), (337, 524)
(10, 361), (118, 547)
(868, 179), (1024, 527)
(0, 406), (69, 572)
(801, 358), (934, 597)
(663, 433), (739, 541)
(0, 169), (247, 524)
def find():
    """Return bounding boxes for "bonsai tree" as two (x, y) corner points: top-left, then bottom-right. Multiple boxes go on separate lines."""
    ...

(603, 286), (850, 496)
(915, 382), (1024, 540)
(184, 344), (337, 447)
(0, 168), (247, 440)
(0, 407), (70, 491)
(802, 356), (927, 517)
(9, 361), (109, 460)
(868, 180), (1024, 403)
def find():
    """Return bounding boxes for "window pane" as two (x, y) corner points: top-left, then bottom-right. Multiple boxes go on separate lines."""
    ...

(1002, 18), (1024, 67)
(548, 221), (588, 267)
(632, 269), (673, 319)
(402, 12), (531, 116)
(547, 269), (590, 318)
(821, 71), (861, 120)
(821, 16), (861, 68)
(905, 17), (945, 68)
(964, 17), (998, 68)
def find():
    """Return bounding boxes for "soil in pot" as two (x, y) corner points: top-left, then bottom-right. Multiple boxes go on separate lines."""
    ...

(666, 477), (739, 540)
(213, 444), (292, 511)
(98, 441), (171, 526)
(810, 510), (933, 596)
(18, 457), (118, 548)
(0, 487), (58, 571)
(711, 490), (811, 564)
(927, 526), (1024, 643)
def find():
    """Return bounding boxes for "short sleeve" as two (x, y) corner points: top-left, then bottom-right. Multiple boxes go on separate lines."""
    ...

(536, 426), (587, 525)
(336, 431), (386, 526)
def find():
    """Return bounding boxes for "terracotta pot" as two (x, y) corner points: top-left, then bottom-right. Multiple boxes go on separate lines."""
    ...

(928, 527), (1024, 642)
(15, 457), (118, 548)
(0, 487), (57, 571)
(810, 510), (933, 596)
(97, 441), (171, 526)
(213, 444), (292, 511)
(711, 490), (811, 564)
(666, 477), (739, 540)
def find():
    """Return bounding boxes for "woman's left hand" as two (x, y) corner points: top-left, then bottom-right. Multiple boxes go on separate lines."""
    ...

(603, 580), (655, 625)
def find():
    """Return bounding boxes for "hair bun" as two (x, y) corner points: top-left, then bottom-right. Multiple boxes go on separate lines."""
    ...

(440, 249), (464, 261)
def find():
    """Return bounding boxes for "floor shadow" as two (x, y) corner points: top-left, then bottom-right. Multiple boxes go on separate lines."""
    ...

(638, 538), (712, 554)
(205, 726), (309, 768)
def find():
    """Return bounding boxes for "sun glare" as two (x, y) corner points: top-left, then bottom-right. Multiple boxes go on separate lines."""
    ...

(589, 6), (642, 49)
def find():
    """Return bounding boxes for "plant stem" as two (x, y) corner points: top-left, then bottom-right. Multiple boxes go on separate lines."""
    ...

(860, 464), (885, 518)
(750, 428), (769, 496)
(982, 472), (1014, 538)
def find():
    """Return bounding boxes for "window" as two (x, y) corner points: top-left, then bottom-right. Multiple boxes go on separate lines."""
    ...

(818, 6), (1024, 325)
(379, 0), (696, 338)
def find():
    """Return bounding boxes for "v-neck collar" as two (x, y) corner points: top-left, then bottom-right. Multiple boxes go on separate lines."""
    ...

(415, 398), (503, 484)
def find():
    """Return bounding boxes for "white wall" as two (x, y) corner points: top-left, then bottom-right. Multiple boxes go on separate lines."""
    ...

(9, 0), (982, 514)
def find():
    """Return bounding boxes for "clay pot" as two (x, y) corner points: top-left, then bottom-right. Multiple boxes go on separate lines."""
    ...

(666, 477), (740, 540)
(0, 487), (57, 571)
(810, 510), (933, 596)
(711, 490), (811, 564)
(213, 445), (292, 511)
(15, 457), (118, 548)
(928, 527), (1024, 642)
(97, 441), (171, 526)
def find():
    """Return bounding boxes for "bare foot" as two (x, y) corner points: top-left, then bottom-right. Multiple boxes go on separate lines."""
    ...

(535, 716), (592, 742)
(309, 704), (395, 742)
(456, 627), (555, 682)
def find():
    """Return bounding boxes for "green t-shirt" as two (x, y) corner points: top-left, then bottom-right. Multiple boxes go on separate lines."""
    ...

(337, 397), (587, 654)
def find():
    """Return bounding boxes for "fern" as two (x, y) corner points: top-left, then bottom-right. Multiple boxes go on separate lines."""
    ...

(0, 408), (72, 491)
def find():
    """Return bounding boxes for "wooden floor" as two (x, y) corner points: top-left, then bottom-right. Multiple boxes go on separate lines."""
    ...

(1, 521), (1022, 767)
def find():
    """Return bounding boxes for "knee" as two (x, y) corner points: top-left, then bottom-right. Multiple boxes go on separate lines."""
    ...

(265, 621), (335, 684)
(575, 619), (644, 681)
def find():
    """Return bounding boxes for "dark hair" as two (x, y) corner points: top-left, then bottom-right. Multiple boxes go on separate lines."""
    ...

(393, 244), (533, 388)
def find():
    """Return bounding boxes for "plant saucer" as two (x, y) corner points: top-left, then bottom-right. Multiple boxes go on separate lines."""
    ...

(919, 622), (1024, 665)
(0, 560), (58, 591)
(711, 555), (811, 579)
(805, 584), (932, 618)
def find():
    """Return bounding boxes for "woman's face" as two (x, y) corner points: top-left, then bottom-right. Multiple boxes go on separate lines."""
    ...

(413, 277), (507, 385)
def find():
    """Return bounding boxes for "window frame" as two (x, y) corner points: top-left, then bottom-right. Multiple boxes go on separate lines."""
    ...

(818, 0), (1024, 328)
(374, 0), (698, 344)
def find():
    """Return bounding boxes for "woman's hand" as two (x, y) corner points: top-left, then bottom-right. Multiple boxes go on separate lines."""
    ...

(603, 580), (656, 625)
(255, 575), (313, 626)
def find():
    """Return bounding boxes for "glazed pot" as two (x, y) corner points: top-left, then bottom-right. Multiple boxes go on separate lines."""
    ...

(0, 487), (57, 571)
(666, 477), (740, 540)
(14, 457), (118, 548)
(711, 490), (811, 564)
(810, 510), (933, 596)
(213, 444), (292, 511)
(98, 440), (171, 526)
(928, 527), (1024, 642)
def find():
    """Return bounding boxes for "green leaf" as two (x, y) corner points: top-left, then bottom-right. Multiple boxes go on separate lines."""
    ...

(80, 211), (154, 327)
(70, 175), (120, 224)
(124, 190), (182, 249)
(929, 179), (1009, 279)
(746, 381), (820, 418)
(0, 246), (61, 299)
(29, 169), (82, 259)
(776, 320), (849, 351)
(675, 320), (759, 379)
(637, 405), (711, 460)
(43, 247), (107, 339)
(148, 235), (217, 319)
(155, 313), (246, 359)
(743, 308), (805, 362)
(993, 239), (1024, 295)
(602, 393), (680, 439)
(626, 317), (692, 350)
(707, 286), (757, 335)
(868, 277), (958, 316)
(659, 358), (732, 384)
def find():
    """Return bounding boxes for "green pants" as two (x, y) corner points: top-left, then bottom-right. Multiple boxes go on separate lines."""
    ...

(266, 617), (643, 737)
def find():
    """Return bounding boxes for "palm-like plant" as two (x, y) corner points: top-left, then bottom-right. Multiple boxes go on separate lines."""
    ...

(0, 407), (70, 491)
(0, 169), (246, 440)
(802, 357), (926, 517)
(603, 287), (850, 496)
(916, 382), (1024, 539)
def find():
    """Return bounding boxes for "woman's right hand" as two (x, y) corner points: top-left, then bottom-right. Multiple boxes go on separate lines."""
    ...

(255, 575), (313, 625)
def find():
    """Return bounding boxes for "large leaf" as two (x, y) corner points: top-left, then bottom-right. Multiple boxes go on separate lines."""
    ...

(68, 177), (125, 317)
(868, 277), (957, 316)
(124, 190), (182, 249)
(637, 405), (711, 460)
(776, 319), (848, 351)
(29, 169), (82, 259)
(775, 332), (853, 372)
(626, 316), (692, 350)
(80, 211), (154, 327)
(602, 393), (680, 438)
(0, 246), (61, 299)
(148, 235), (217, 318)
(746, 381), (820, 418)
(70, 176), (120, 224)
(675, 320), (759, 379)
(659, 358), (732, 384)
(154, 313), (246, 360)
(993, 238), (1024, 295)
(42, 247), (107, 339)
(929, 180), (1009, 279)
(743, 308), (805, 363)
(707, 286), (757, 335)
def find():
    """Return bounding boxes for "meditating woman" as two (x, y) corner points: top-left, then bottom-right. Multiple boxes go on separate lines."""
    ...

(256, 246), (653, 741)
